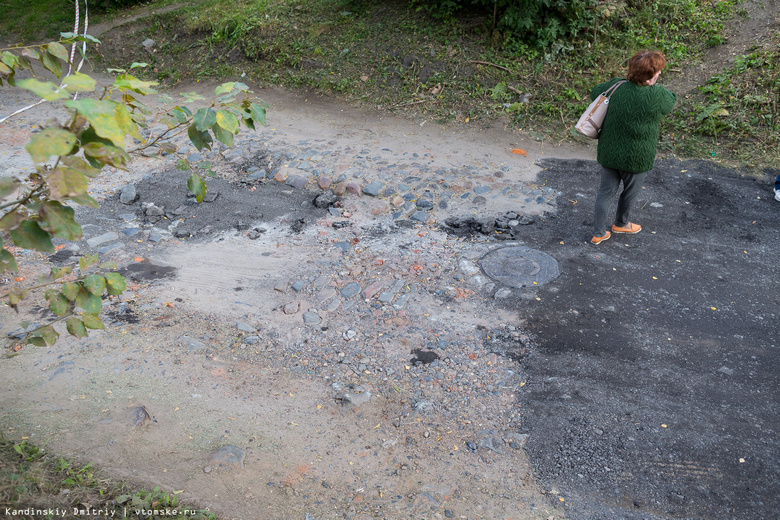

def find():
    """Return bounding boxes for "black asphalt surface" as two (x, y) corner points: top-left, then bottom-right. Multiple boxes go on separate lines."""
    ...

(503, 158), (780, 519)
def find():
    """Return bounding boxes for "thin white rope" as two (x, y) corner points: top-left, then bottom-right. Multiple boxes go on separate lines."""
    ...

(0, 0), (90, 124)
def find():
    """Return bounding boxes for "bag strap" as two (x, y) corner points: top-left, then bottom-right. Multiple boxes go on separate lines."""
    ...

(603, 80), (626, 98)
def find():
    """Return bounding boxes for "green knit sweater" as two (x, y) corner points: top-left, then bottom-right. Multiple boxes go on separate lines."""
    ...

(591, 78), (676, 173)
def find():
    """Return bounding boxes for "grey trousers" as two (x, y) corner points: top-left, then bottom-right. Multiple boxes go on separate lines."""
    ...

(593, 166), (648, 236)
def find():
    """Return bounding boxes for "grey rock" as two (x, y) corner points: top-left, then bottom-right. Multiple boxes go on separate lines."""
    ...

(313, 190), (339, 208)
(478, 430), (503, 454)
(283, 302), (300, 314)
(336, 388), (372, 407)
(477, 217), (495, 233)
(286, 175), (308, 189)
(87, 232), (119, 248)
(148, 231), (163, 243)
(410, 211), (429, 222)
(210, 445), (245, 469)
(378, 291), (394, 304)
(459, 259), (480, 276)
(119, 184), (137, 204)
(179, 335), (208, 352)
(317, 288), (337, 302)
(129, 405), (153, 427)
(236, 322), (255, 333)
(303, 312), (321, 325)
(248, 228), (266, 239)
(145, 205), (165, 217)
(122, 227), (142, 237)
(291, 280), (305, 292)
(203, 191), (219, 203)
(243, 336), (260, 345)
(494, 288), (512, 299)
(98, 242), (124, 255)
(362, 181), (385, 197)
(340, 282), (361, 298)
(505, 432), (529, 447)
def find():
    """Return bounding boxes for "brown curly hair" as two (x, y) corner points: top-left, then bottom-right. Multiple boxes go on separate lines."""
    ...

(627, 50), (667, 85)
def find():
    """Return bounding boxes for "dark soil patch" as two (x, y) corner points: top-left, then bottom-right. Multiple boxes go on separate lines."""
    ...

(493, 158), (780, 519)
(118, 260), (177, 283)
(94, 168), (322, 239)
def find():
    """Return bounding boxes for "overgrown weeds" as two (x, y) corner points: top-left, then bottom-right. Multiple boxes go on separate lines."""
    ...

(0, 437), (216, 519)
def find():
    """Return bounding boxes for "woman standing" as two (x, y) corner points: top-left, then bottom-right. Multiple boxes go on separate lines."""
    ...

(591, 50), (677, 244)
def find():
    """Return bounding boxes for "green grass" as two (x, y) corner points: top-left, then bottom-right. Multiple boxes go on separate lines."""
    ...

(0, 0), (86, 41)
(0, 437), (216, 520)
(2, 0), (777, 169)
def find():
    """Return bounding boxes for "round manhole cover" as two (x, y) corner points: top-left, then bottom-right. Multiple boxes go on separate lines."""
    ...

(479, 246), (560, 288)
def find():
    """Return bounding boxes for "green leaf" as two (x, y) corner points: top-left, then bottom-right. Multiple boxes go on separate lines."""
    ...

(10, 221), (54, 252)
(215, 82), (236, 96)
(83, 274), (106, 295)
(0, 177), (19, 199)
(0, 210), (24, 232)
(46, 166), (88, 200)
(113, 74), (158, 95)
(39, 201), (82, 240)
(193, 108), (217, 132)
(82, 313), (105, 330)
(104, 273), (127, 295)
(211, 123), (233, 147)
(181, 92), (205, 103)
(242, 115), (255, 131)
(8, 287), (27, 306)
(176, 158), (190, 171)
(216, 109), (239, 134)
(249, 102), (267, 127)
(187, 124), (212, 152)
(61, 282), (80, 301)
(17, 78), (69, 101)
(26, 127), (77, 163)
(41, 325), (59, 346)
(20, 48), (41, 61)
(62, 72), (96, 93)
(48, 292), (70, 316)
(79, 254), (99, 272)
(187, 173), (206, 203)
(69, 193), (99, 208)
(129, 62), (148, 69)
(75, 288), (101, 314)
(65, 99), (141, 148)
(0, 248), (18, 273)
(54, 266), (74, 279)
(60, 156), (101, 179)
(1, 51), (18, 68)
(66, 317), (88, 338)
(0, 62), (11, 80)
(158, 142), (178, 154)
(28, 337), (47, 347)
(8, 286), (26, 303)
(45, 42), (70, 63)
(171, 106), (192, 124)
(82, 142), (130, 168)
(41, 51), (62, 79)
